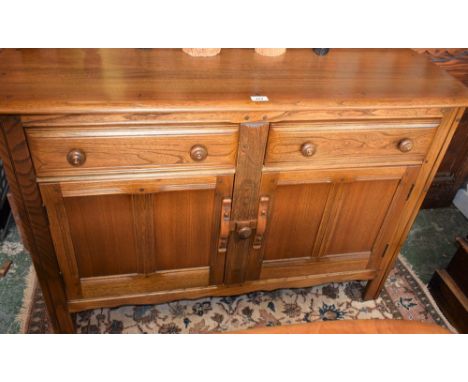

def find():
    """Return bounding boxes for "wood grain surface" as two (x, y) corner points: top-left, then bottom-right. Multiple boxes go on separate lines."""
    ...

(26, 125), (238, 177)
(266, 120), (438, 168)
(229, 319), (451, 334)
(1, 49), (468, 115)
(1, 50), (467, 332)
(0, 116), (75, 332)
(224, 122), (269, 284)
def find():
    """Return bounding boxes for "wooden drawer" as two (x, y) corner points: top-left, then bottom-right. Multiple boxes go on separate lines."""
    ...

(265, 120), (439, 168)
(26, 124), (239, 177)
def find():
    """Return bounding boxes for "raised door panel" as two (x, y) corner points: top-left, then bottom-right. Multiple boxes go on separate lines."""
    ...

(152, 189), (214, 271)
(263, 183), (332, 261)
(40, 174), (234, 301)
(64, 194), (138, 277)
(323, 179), (399, 256)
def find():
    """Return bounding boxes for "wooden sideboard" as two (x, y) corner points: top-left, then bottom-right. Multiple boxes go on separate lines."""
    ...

(1, 49), (467, 333)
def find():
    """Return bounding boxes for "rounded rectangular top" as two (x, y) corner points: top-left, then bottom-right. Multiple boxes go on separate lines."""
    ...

(1, 48), (467, 114)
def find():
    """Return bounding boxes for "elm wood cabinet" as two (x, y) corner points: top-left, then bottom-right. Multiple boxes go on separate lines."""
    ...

(1, 49), (468, 333)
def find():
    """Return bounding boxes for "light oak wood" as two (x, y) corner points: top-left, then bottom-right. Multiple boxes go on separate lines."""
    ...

(38, 174), (234, 303)
(229, 319), (451, 334)
(1, 49), (467, 114)
(364, 107), (466, 299)
(67, 268), (377, 312)
(262, 182), (331, 261)
(266, 120), (438, 168)
(322, 179), (399, 256)
(59, 174), (218, 197)
(26, 125), (238, 177)
(260, 252), (371, 280)
(250, 166), (418, 281)
(0, 116), (74, 332)
(20, 108), (446, 126)
(1, 49), (467, 332)
(224, 122), (270, 284)
(81, 267), (211, 299)
(151, 189), (214, 271)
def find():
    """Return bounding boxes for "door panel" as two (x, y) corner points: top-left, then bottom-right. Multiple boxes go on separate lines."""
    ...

(40, 174), (234, 300)
(263, 183), (332, 261)
(152, 189), (215, 271)
(247, 166), (420, 281)
(323, 179), (399, 256)
(64, 194), (138, 278)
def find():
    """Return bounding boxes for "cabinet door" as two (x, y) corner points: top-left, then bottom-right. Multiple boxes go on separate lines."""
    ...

(40, 174), (233, 300)
(245, 166), (419, 281)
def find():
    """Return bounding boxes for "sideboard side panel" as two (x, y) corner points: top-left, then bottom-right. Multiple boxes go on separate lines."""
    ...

(364, 107), (466, 299)
(0, 115), (73, 333)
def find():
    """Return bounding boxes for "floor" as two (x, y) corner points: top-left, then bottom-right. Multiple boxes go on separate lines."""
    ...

(0, 206), (467, 333)
(400, 206), (468, 283)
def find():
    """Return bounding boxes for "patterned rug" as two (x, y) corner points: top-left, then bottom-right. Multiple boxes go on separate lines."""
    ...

(0, 227), (32, 333)
(22, 256), (454, 333)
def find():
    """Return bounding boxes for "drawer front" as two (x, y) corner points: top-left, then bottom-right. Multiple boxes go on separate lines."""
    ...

(26, 125), (239, 177)
(265, 120), (439, 168)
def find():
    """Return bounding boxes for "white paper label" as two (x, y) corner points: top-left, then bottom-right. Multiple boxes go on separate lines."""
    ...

(250, 95), (269, 102)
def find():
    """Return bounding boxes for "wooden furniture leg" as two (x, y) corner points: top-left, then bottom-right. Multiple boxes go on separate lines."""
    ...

(0, 116), (74, 333)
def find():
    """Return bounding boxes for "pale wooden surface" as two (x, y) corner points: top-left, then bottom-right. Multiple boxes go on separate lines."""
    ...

(1, 49), (468, 115)
(265, 120), (438, 169)
(1, 50), (467, 333)
(229, 319), (451, 334)
(26, 125), (238, 177)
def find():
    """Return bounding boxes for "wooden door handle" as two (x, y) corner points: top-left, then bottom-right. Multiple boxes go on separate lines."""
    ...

(253, 196), (270, 249)
(217, 198), (232, 253)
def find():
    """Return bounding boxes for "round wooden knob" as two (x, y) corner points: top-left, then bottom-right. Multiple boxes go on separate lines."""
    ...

(237, 226), (252, 240)
(67, 149), (86, 167)
(190, 145), (208, 161)
(301, 142), (317, 157)
(398, 138), (414, 153)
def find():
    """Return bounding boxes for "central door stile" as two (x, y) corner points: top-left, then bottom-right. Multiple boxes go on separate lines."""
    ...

(224, 122), (270, 284)
(132, 193), (156, 275)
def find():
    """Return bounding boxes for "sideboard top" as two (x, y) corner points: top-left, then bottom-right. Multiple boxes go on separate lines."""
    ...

(1, 48), (468, 114)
